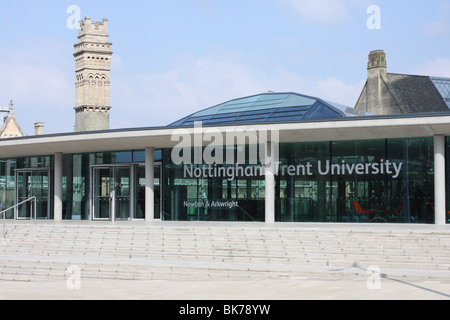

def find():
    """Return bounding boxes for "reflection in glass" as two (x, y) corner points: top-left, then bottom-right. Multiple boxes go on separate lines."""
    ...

(93, 166), (131, 221)
(15, 169), (50, 220)
(277, 138), (434, 223)
(162, 148), (265, 222)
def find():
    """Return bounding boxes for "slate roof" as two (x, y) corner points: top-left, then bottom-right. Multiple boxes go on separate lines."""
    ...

(386, 73), (449, 113)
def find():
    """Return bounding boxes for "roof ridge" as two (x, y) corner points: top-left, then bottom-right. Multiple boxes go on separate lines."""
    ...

(387, 72), (429, 78)
(388, 73), (450, 80)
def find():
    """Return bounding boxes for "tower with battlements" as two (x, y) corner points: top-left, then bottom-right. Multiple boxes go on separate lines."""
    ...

(74, 17), (113, 132)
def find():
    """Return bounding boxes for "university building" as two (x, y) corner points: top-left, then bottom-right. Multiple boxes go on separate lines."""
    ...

(1, 19), (450, 225)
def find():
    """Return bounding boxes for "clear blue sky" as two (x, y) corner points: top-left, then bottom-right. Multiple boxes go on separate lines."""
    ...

(0, 0), (449, 134)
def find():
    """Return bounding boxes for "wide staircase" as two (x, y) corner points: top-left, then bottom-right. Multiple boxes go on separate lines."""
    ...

(1, 222), (450, 282)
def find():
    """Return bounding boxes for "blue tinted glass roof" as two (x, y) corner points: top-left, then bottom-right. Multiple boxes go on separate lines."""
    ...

(431, 77), (450, 109)
(169, 92), (353, 127)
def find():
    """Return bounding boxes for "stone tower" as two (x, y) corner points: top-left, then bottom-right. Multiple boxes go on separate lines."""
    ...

(74, 17), (113, 132)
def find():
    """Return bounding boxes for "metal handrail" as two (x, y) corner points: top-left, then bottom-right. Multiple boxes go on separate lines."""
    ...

(237, 206), (257, 222)
(1, 210), (5, 241)
(1, 197), (37, 241)
(0, 197), (37, 220)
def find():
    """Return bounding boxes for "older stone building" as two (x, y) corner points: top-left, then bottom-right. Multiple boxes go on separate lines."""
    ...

(0, 101), (24, 139)
(74, 17), (113, 132)
(355, 50), (450, 115)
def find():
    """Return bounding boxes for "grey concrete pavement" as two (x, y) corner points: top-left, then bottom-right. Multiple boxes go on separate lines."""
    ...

(1, 276), (450, 300)
(2, 220), (450, 300)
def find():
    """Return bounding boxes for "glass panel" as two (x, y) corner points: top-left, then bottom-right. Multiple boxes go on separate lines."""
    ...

(135, 165), (146, 220)
(277, 142), (330, 222)
(133, 151), (145, 163)
(304, 103), (341, 119)
(16, 171), (31, 219)
(162, 147), (265, 222)
(32, 171), (49, 219)
(155, 165), (161, 220)
(113, 167), (130, 220)
(0, 160), (5, 216)
(205, 117), (238, 124)
(5, 160), (16, 219)
(93, 166), (132, 221)
(114, 152), (132, 164)
(331, 140), (386, 223)
(431, 77), (450, 108)
(447, 137), (450, 224)
(68, 154), (92, 220)
(277, 138), (434, 224)
(388, 138), (434, 224)
(93, 168), (111, 220)
(239, 108), (278, 116)
(265, 116), (301, 122)
(16, 169), (50, 220)
(233, 116), (269, 123)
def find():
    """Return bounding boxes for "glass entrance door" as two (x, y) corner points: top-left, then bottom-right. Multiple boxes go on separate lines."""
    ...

(93, 166), (131, 221)
(93, 168), (110, 220)
(15, 169), (50, 220)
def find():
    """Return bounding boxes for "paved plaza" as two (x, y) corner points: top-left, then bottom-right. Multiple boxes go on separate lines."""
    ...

(1, 273), (450, 300)
(1, 221), (450, 300)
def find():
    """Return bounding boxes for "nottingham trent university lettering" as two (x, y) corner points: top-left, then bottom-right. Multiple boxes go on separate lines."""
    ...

(183, 160), (404, 181)
(172, 122), (404, 181)
(317, 159), (403, 179)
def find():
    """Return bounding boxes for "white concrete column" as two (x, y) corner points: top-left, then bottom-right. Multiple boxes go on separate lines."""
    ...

(265, 141), (275, 224)
(434, 135), (447, 225)
(145, 148), (155, 223)
(54, 153), (63, 221)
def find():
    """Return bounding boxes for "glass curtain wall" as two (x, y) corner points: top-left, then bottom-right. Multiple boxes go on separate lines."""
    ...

(0, 159), (18, 219)
(446, 137), (450, 224)
(277, 138), (434, 223)
(162, 138), (433, 223)
(0, 156), (53, 219)
(0, 138), (438, 224)
(162, 147), (265, 222)
(388, 138), (434, 223)
(276, 142), (330, 222)
(62, 150), (161, 220)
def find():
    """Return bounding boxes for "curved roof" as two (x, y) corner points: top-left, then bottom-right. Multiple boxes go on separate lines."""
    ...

(169, 92), (356, 127)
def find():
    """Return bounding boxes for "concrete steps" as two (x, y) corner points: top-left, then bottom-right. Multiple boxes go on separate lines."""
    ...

(1, 222), (450, 282)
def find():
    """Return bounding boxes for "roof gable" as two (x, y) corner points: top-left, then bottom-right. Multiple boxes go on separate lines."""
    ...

(0, 113), (25, 138)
